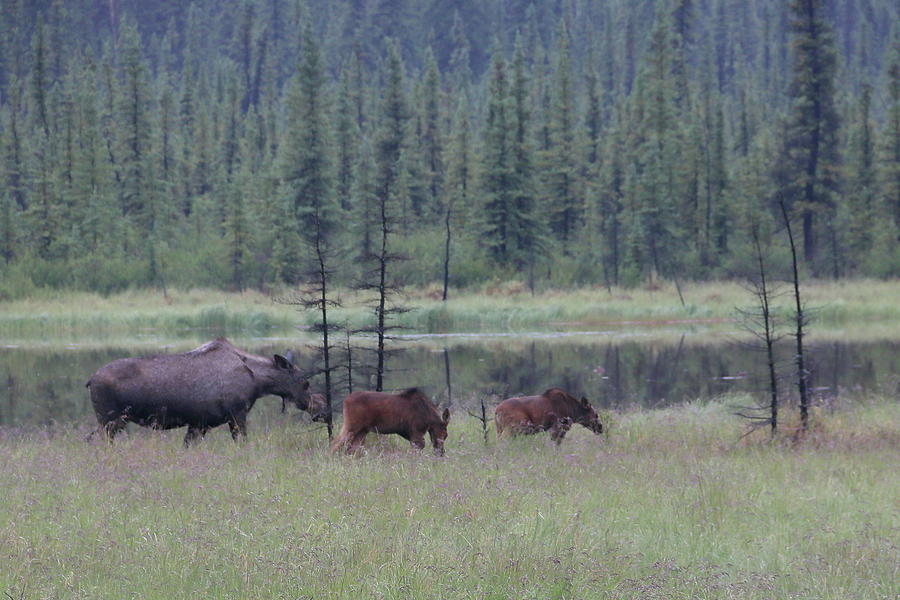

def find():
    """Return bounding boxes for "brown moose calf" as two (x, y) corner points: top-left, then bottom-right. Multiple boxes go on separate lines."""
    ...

(495, 388), (602, 445)
(332, 388), (451, 456)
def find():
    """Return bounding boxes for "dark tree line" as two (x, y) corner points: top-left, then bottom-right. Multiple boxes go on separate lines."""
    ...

(1, 0), (899, 301)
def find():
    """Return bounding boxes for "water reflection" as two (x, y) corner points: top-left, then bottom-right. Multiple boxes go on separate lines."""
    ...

(1, 336), (898, 427)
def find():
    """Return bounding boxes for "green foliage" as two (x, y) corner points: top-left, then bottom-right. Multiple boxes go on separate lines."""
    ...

(778, 0), (842, 273)
(1, 0), (899, 298)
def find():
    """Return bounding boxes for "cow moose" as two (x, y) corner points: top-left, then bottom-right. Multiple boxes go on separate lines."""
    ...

(86, 338), (311, 446)
(331, 388), (451, 456)
(494, 388), (602, 444)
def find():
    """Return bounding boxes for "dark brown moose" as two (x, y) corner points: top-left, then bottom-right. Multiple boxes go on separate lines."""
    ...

(331, 388), (451, 456)
(494, 388), (602, 445)
(87, 338), (311, 446)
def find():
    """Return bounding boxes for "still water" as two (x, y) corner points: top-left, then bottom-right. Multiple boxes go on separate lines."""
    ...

(2, 330), (897, 427)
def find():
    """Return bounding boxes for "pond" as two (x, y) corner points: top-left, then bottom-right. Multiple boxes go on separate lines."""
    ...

(2, 328), (898, 428)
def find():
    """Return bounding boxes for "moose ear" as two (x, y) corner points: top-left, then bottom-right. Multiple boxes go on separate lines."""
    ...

(442, 408), (451, 424)
(581, 396), (591, 408)
(284, 350), (294, 364)
(273, 354), (292, 369)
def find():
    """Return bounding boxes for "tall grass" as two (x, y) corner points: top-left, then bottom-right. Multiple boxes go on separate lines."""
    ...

(1, 398), (896, 599)
(0, 289), (299, 343)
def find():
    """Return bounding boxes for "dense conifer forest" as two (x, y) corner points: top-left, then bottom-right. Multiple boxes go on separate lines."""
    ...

(1, 0), (898, 297)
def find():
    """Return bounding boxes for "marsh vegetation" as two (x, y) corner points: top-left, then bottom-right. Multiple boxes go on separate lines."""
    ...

(0, 400), (896, 599)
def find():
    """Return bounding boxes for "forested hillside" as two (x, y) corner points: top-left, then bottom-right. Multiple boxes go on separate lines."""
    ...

(1, 0), (898, 297)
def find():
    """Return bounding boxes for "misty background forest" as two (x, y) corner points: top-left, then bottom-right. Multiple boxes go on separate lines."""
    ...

(1, 0), (898, 298)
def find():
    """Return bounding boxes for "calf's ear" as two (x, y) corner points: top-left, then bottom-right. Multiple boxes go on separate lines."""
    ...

(581, 396), (591, 408)
(274, 354), (292, 369)
(442, 408), (451, 424)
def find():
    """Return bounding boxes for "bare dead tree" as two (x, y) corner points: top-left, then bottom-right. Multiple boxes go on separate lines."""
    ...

(735, 224), (785, 437)
(780, 199), (811, 433)
(282, 210), (340, 440)
(359, 38), (411, 392)
(355, 261), (411, 391)
(466, 394), (491, 445)
(344, 328), (353, 393)
(443, 347), (452, 407)
(353, 179), (413, 392)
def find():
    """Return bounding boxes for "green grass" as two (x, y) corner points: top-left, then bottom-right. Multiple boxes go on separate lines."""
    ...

(3, 279), (900, 342)
(0, 288), (299, 344)
(1, 398), (897, 599)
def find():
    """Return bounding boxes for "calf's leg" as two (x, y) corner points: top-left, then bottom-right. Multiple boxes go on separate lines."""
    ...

(102, 418), (127, 443)
(346, 430), (368, 453)
(549, 417), (573, 445)
(228, 413), (248, 441)
(183, 426), (209, 447)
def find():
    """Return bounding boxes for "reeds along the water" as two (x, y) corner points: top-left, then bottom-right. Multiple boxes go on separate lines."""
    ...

(4, 280), (900, 340)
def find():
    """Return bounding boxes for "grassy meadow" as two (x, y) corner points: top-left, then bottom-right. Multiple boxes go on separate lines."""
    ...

(1, 398), (897, 599)
(3, 279), (900, 344)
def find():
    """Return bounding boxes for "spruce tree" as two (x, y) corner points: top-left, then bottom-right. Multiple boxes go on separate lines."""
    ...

(117, 22), (154, 267)
(334, 64), (359, 211)
(421, 48), (444, 220)
(368, 39), (409, 392)
(277, 20), (336, 282)
(779, 0), (841, 273)
(597, 128), (625, 287)
(282, 23), (341, 427)
(441, 96), (475, 300)
(844, 83), (877, 269)
(447, 9), (472, 90)
(881, 40), (900, 240)
(350, 136), (377, 275)
(544, 20), (582, 250)
(480, 46), (515, 265)
(0, 189), (13, 264)
(2, 80), (26, 215)
(509, 36), (544, 281)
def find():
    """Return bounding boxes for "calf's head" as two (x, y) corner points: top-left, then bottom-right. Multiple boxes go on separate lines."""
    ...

(271, 354), (311, 410)
(428, 408), (451, 456)
(575, 397), (603, 434)
(307, 393), (329, 422)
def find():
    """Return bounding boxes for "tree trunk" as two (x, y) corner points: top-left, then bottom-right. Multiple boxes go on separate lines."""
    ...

(781, 200), (810, 434)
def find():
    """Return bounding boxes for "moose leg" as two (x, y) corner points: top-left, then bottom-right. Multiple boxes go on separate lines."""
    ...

(183, 426), (209, 447)
(409, 434), (426, 450)
(330, 431), (351, 453)
(505, 420), (538, 437)
(91, 405), (128, 443)
(95, 409), (129, 443)
(549, 417), (573, 446)
(102, 418), (126, 443)
(228, 413), (248, 441)
(346, 430), (368, 454)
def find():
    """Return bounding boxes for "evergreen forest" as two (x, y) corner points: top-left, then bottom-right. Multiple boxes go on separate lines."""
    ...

(1, 0), (899, 298)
